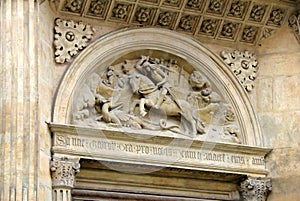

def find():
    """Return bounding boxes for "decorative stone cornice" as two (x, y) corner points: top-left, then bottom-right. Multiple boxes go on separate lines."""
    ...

(220, 50), (258, 92)
(49, 0), (297, 47)
(50, 157), (80, 188)
(240, 177), (272, 201)
(288, 10), (300, 44)
(54, 18), (95, 64)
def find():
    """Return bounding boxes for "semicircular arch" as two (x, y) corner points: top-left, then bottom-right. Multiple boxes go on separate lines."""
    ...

(52, 28), (263, 147)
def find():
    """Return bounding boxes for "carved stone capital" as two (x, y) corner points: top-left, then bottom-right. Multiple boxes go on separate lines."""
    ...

(240, 177), (272, 201)
(50, 157), (80, 189)
(54, 18), (95, 64)
(289, 10), (300, 44)
(220, 50), (258, 92)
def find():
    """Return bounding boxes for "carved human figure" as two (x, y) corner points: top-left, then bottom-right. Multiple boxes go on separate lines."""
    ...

(135, 55), (172, 110)
(129, 71), (205, 136)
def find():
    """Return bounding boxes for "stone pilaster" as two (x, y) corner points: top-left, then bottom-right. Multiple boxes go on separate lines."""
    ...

(240, 177), (272, 201)
(0, 1), (40, 201)
(50, 157), (80, 201)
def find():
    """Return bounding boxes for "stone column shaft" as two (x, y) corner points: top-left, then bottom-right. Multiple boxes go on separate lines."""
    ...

(0, 0), (39, 201)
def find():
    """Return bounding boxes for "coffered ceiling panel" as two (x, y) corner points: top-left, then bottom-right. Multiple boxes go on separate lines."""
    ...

(50, 0), (298, 46)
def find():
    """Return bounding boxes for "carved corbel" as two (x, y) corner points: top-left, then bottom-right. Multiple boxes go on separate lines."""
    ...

(239, 177), (272, 201)
(220, 50), (258, 92)
(289, 10), (300, 44)
(53, 18), (95, 64)
(50, 157), (80, 201)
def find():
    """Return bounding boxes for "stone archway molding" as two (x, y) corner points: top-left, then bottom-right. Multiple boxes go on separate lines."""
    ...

(52, 27), (263, 147)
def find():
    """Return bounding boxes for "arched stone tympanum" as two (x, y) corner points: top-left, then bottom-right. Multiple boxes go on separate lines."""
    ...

(52, 28), (263, 147)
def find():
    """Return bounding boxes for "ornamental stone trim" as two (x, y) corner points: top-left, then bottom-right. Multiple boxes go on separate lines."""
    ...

(50, 0), (296, 47)
(240, 177), (272, 201)
(54, 18), (95, 64)
(220, 50), (258, 92)
(289, 10), (300, 44)
(50, 157), (80, 188)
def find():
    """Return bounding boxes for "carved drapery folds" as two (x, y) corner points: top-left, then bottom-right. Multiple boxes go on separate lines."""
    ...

(289, 10), (300, 44)
(220, 50), (258, 92)
(54, 18), (94, 64)
(240, 177), (272, 201)
(50, 157), (80, 188)
(72, 55), (240, 143)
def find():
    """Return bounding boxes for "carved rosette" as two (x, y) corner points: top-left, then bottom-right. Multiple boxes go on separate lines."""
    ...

(240, 177), (272, 201)
(50, 157), (80, 188)
(289, 10), (300, 44)
(220, 50), (258, 92)
(54, 18), (95, 64)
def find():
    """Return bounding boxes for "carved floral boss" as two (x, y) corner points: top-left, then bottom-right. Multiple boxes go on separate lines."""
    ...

(54, 18), (95, 64)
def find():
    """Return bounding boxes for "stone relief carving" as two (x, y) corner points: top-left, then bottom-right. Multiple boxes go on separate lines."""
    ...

(64, 0), (83, 13)
(186, 0), (203, 9)
(249, 4), (267, 22)
(158, 12), (175, 27)
(112, 3), (131, 20)
(240, 177), (272, 201)
(72, 55), (240, 143)
(50, 157), (80, 188)
(199, 18), (219, 36)
(136, 7), (151, 23)
(207, 0), (226, 15)
(267, 8), (286, 26)
(220, 50), (258, 92)
(227, 0), (248, 19)
(289, 10), (300, 44)
(220, 22), (238, 40)
(241, 25), (258, 43)
(54, 18), (95, 64)
(53, 0), (295, 47)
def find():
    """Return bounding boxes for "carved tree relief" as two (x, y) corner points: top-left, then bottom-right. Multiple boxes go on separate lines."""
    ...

(72, 55), (240, 143)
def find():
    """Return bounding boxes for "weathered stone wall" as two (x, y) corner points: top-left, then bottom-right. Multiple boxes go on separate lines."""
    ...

(208, 25), (300, 200)
(255, 25), (300, 201)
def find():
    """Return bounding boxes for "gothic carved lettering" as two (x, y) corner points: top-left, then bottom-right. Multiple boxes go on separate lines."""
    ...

(53, 18), (94, 64)
(221, 50), (258, 92)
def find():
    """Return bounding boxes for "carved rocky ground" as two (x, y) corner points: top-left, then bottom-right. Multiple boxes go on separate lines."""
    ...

(50, 0), (297, 47)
